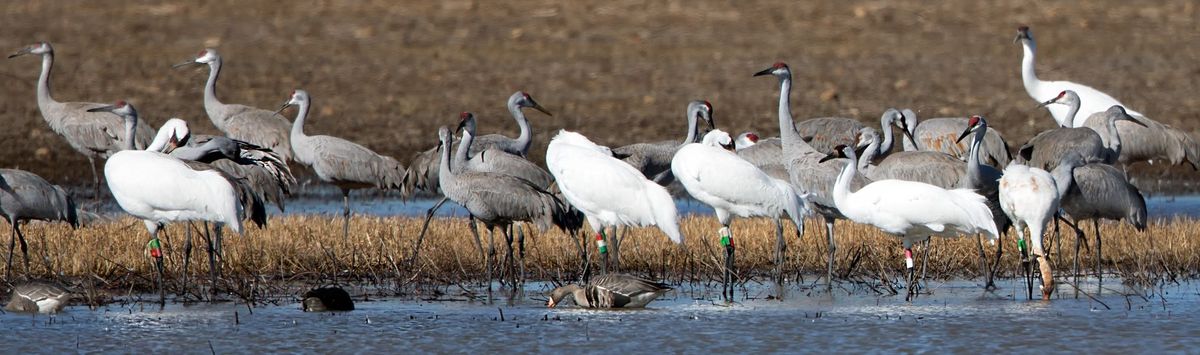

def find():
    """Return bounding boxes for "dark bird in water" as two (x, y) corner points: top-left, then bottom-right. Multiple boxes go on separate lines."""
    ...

(302, 286), (355, 312)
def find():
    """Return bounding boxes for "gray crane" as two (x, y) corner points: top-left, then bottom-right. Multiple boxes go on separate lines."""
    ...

(736, 109), (903, 170)
(8, 42), (155, 200)
(435, 125), (579, 290)
(1058, 162), (1147, 291)
(755, 62), (871, 289)
(401, 91), (551, 197)
(278, 90), (405, 240)
(410, 112), (557, 267)
(895, 109), (1012, 168)
(1020, 91), (1146, 170)
(0, 169), (78, 278)
(173, 48), (294, 162)
(612, 100), (714, 185)
(1081, 106), (1200, 170)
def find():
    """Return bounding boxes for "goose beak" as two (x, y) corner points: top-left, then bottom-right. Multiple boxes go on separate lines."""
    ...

(753, 67), (774, 77)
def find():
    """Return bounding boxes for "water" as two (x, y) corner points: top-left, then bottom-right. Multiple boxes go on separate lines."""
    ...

(4, 280), (1196, 353)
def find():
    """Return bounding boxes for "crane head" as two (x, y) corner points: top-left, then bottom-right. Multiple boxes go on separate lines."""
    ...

(455, 112), (476, 134)
(956, 115), (986, 143)
(276, 90), (308, 115)
(1038, 90), (1077, 109)
(753, 62), (790, 78)
(515, 92), (552, 116)
(1015, 26), (1033, 44)
(700, 100), (715, 131)
(87, 100), (135, 117)
(8, 42), (51, 59)
(819, 144), (854, 163)
(734, 131), (759, 150)
(1109, 105), (1148, 127)
(436, 126), (453, 150)
(172, 48), (219, 68)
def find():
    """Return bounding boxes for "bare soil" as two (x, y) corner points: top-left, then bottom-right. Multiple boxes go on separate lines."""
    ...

(1, 0), (1198, 185)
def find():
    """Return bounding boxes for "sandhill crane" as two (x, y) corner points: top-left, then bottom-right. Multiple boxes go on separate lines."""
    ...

(1081, 107), (1200, 169)
(1059, 162), (1147, 291)
(734, 109), (902, 168)
(0, 169), (78, 278)
(795, 117), (867, 155)
(998, 153), (1081, 300)
(894, 109), (1012, 167)
(1015, 26), (1145, 128)
(4, 282), (73, 314)
(171, 130), (296, 212)
(754, 62), (871, 289)
(672, 129), (810, 299)
(613, 100), (714, 185)
(93, 101), (262, 304)
(1020, 91), (1146, 170)
(824, 145), (997, 300)
(546, 129), (683, 274)
(279, 90), (405, 240)
(410, 112), (557, 269)
(401, 91), (551, 197)
(734, 131), (760, 150)
(547, 273), (672, 308)
(7, 42), (155, 200)
(435, 125), (578, 290)
(172, 48), (293, 161)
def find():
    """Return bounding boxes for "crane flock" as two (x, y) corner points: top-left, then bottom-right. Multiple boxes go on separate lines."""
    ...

(0, 24), (1187, 304)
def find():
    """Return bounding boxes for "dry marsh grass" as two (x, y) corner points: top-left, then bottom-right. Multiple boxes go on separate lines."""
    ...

(7, 215), (1197, 295)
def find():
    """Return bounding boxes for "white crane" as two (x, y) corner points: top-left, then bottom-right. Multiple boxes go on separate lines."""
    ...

(754, 62), (871, 289)
(7, 42), (155, 200)
(546, 129), (683, 274)
(0, 169), (78, 278)
(93, 101), (255, 304)
(825, 145), (997, 300)
(998, 154), (1080, 300)
(278, 90), (405, 240)
(672, 129), (809, 299)
(173, 48), (294, 161)
(1015, 26), (1145, 128)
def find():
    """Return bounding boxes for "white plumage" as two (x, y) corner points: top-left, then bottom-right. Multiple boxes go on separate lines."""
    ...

(546, 130), (682, 244)
(1016, 26), (1144, 128)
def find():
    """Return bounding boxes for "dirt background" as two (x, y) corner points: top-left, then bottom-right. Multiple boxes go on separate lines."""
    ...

(1, 0), (1197, 186)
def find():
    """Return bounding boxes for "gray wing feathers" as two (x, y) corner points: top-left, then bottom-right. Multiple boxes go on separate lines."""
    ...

(44, 102), (155, 156)
(454, 172), (574, 232)
(867, 152), (963, 189)
(307, 137), (405, 191)
(796, 117), (865, 155)
(213, 104), (294, 161)
(0, 169), (79, 228)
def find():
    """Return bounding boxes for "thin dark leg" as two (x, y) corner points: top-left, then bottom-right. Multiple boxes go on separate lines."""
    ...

(148, 223), (165, 306)
(976, 234), (995, 290)
(205, 223), (217, 296)
(919, 238), (930, 291)
(341, 189), (352, 241)
(410, 196), (450, 266)
(825, 217), (836, 291)
(485, 224), (495, 294)
(720, 225), (734, 301)
(183, 223), (194, 297)
(16, 224), (29, 274)
(89, 157), (100, 204)
(517, 225), (526, 285)
(1093, 220), (1102, 293)
(773, 217), (785, 285)
(596, 230), (609, 275)
(7, 222), (16, 280)
(502, 225), (515, 288)
(609, 226), (621, 273)
(904, 246), (915, 302)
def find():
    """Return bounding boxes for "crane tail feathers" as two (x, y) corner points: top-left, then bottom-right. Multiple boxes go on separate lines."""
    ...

(645, 182), (683, 244)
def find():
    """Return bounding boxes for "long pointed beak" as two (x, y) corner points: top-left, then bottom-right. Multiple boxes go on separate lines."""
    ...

(171, 60), (198, 69)
(87, 105), (115, 113)
(1125, 114), (1149, 127)
(531, 103), (552, 117)
(900, 127), (915, 143)
(1037, 98), (1057, 108)
(702, 113), (715, 131)
(753, 67), (773, 77)
(818, 154), (837, 163)
(7, 48), (31, 59)
(274, 102), (291, 115)
(955, 126), (973, 143)
(455, 119), (468, 133)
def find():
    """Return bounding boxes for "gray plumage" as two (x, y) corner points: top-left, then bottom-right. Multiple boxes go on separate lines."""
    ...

(5, 281), (73, 314)
(547, 274), (672, 308)
(613, 100), (714, 184)
(172, 131), (296, 212)
(1024, 92), (1146, 170)
(8, 42), (155, 195)
(897, 109), (1012, 167)
(454, 113), (553, 189)
(1082, 106), (1200, 169)
(1060, 163), (1147, 231)
(401, 91), (550, 197)
(285, 90), (404, 192)
(175, 48), (293, 161)
(0, 169), (79, 277)
(795, 116), (865, 155)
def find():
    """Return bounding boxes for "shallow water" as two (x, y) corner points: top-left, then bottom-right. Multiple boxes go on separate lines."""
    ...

(4, 280), (1196, 353)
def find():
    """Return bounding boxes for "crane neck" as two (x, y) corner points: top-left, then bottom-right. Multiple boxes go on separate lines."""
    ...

(858, 137), (880, 171)
(36, 52), (57, 111)
(832, 151), (858, 213)
(1104, 116), (1123, 159)
(963, 126), (985, 188)
(507, 102), (532, 157)
(289, 98), (310, 142)
(454, 126), (474, 168)
(775, 75), (812, 157)
(203, 57), (225, 128)
(680, 106), (699, 148)
(437, 134), (458, 189)
(1049, 163), (1075, 201)
(1020, 40), (1042, 102)
(123, 115), (138, 151)
(878, 113), (895, 156)
(1064, 100), (1081, 129)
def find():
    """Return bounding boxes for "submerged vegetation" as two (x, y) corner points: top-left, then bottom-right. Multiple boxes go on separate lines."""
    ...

(6, 214), (1196, 301)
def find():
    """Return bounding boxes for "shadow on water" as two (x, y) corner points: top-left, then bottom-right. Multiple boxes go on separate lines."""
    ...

(2, 279), (1196, 352)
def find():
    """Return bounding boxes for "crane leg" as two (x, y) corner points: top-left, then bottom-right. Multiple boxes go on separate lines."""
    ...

(88, 156), (100, 204)
(517, 225), (526, 285)
(721, 225), (735, 301)
(146, 221), (166, 306)
(976, 234), (995, 291)
(825, 216), (836, 291)
(577, 230), (590, 283)
(1093, 220), (1102, 293)
(904, 246), (915, 302)
(485, 223), (495, 295)
(609, 226), (621, 273)
(919, 238), (931, 292)
(182, 223), (194, 298)
(6, 222), (16, 280)
(205, 223), (218, 296)
(341, 189), (352, 242)
(410, 196), (450, 267)
(596, 230), (609, 275)
(16, 224), (29, 276)
(773, 217), (785, 285)
(502, 225), (515, 289)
